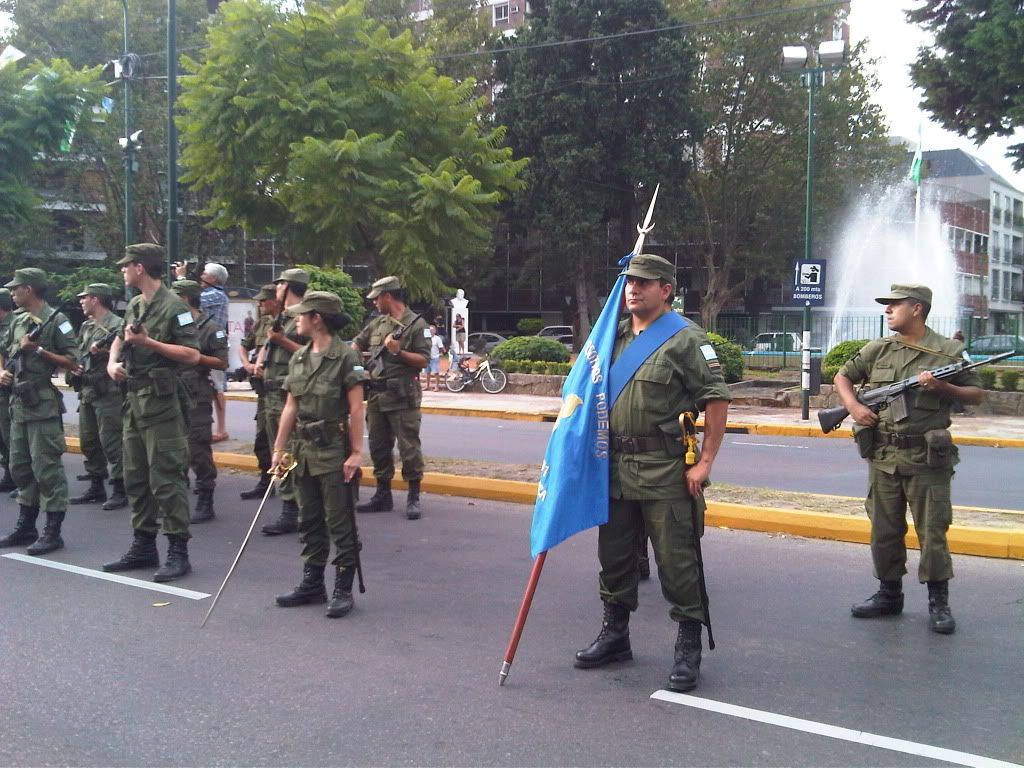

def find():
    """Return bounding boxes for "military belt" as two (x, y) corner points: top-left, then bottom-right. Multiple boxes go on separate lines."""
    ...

(295, 418), (345, 442)
(125, 376), (151, 392)
(611, 435), (662, 454)
(877, 431), (927, 449)
(263, 379), (284, 391)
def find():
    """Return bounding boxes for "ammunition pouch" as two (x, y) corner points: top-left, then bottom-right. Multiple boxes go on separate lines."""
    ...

(925, 428), (955, 469)
(657, 418), (686, 458)
(385, 377), (412, 400)
(149, 368), (176, 398)
(66, 371), (84, 393)
(85, 374), (113, 397)
(13, 379), (40, 408)
(853, 425), (875, 459)
(364, 378), (387, 393)
(296, 418), (343, 447)
(250, 376), (266, 396)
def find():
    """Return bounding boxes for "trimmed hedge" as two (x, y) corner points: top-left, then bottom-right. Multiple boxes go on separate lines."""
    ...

(492, 335), (569, 363)
(1000, 369), (1021, 391)
(978, 367), (998, 390)
(502, 360), (572, 376)
(516, 318), (545, 335)
(822, 339), (870, 384)
(707, 332), (743, 383)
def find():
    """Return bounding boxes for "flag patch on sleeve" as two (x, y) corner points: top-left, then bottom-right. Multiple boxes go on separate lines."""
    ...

(423, 328), (432, 338)
(59, 320), (73, 335)
(177, 311), (194, 326)
(700, 344), (718, 360)
(216, 330), (226, 339)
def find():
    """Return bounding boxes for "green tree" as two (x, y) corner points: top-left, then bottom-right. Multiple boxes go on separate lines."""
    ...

(177, 0), (526, 304)
(907, 0), (1024, 170)
(50, 264), (124, 302)
(493, 0), (703, 340)
(297, 263), (366, 339)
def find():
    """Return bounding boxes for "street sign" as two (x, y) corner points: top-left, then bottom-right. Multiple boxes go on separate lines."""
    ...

(792, 259), (826, 306)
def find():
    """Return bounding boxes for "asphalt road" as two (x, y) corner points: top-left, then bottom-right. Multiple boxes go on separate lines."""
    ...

(60, 391), (1024, 510)
(1, 457), (1022, 767)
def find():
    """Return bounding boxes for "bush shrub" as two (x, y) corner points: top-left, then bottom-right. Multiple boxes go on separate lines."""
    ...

(998, 368), (1020, 391)
(978, 367), (998, 390)
(516, 318), (545, 335)
(492, 335), (569, 363)
(707, 332), (743, 384)
(822, 339), (870, 384)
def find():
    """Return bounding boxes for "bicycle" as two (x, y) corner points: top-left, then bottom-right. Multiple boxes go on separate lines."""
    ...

(445, 354), (508, 394)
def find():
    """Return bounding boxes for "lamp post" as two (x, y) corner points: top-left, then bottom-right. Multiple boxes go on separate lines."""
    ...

(782, 39), (847, 420)
(121, 0), (134, 249)
(166, 0), (179, 279)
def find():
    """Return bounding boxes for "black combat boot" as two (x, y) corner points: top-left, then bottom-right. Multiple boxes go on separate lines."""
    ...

(325, 566), (356, 618)
(0, 468), (16, 492)
(261, 499), (299, 535)
(276, 564), (327, 607)
(26, 510), (65, 555)
(102, 479), (128, 511)
(851, 579), (904, 618)
(668, 620), (703, 692)
(927, 580), (956, 634)
(240, 472), (274, 500)
(405, 480), (422, 520)
(357, 481), (392, 513)
(574, 602), (632, 669)
(153, 535), (191, 582)
(191, 489), (215, 523)
(0, 505), (39, 548)
(75, 473), (93, 482)
(70, 476), (107, 505)
(102, 530), (159, 572)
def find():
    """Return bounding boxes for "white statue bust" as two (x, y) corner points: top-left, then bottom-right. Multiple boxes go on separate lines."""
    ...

(450, 289), (470, 355)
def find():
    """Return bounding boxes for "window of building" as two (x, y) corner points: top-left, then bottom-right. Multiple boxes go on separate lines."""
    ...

(493, 3), (509, 24)
(991, 269), (1001, 300)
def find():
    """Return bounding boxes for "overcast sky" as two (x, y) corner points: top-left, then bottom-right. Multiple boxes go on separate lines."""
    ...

(3, 0), (1023, 191)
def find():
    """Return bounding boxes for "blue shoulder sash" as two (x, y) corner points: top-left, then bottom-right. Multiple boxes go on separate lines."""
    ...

(608, 311), (688, 408)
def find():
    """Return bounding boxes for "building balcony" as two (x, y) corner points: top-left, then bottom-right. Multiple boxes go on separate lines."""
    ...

(992, 206), (1003, 222)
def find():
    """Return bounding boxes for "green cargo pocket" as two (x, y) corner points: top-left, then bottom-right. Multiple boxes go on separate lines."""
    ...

(927, 484), (952, 529)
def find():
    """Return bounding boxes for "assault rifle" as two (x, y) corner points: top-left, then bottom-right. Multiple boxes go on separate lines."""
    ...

(365, 310), (427, 380)
(2, 298), (76, 379)
(817, 350), (1014, 434)
(122, 299), (157, 378)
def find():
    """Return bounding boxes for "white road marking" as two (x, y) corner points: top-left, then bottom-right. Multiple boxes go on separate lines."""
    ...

(733, 441), (809, 449)
(651, 691), (1022, 768)
(2, 554), (211, 600)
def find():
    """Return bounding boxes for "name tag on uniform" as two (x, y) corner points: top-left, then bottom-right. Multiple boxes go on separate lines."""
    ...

(177, 311), (194, 326)
(59, 320), (73, 335)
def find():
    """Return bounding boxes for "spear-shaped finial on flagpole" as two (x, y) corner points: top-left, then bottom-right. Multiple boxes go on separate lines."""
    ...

(631, 183), (660, 257)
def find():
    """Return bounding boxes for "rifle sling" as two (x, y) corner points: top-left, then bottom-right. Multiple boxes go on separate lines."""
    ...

(884, 336), (961, 362)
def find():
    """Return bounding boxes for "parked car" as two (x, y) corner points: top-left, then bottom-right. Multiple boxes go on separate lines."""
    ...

(466, 331), (508, 354)
(750, 332), (802, 353)
(967, 334), (1024, 356)
(536, 325), (574, 349)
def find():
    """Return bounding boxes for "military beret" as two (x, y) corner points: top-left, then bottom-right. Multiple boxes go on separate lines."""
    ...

(287, 290), (347, 320)
(273, 267), (310, 286)
(874, 283), (933, 307)
(172, 279), (203, 300)
(117, 242), (166, 269)
(619, 253), (676, 288)
(366, 275), (401, 299)
(5, 267), (49, 290)
(254, 284), (277, 301)
(77, 283), (114, 298)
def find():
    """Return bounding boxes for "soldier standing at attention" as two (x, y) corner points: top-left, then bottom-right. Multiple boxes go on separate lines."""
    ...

(0, 268), (78, 554)
(102, 244), (200, 583)
(256, 268), (309, 535)
(238, 284), (279, 499)
(834, 284), (984, 634)
(352, 276), (430, 520)
(173, 279), (229, 523)
(272, 291), (366, 617)
(0, 288), (16, 493)
(573, 254), (730, 693)
(69, 283), (127, 510)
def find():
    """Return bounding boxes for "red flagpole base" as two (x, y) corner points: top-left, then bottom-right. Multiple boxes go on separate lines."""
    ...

(499, 551), (547, 686)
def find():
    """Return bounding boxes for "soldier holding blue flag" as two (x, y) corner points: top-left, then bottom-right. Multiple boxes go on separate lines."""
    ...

(573, 253), (730, 693)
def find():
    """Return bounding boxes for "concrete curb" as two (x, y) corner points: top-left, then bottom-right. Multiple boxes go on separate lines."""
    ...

(64, 437), (1024, 561)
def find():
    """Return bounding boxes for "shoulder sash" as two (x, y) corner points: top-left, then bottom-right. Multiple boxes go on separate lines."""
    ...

(608, 311), (688, 407)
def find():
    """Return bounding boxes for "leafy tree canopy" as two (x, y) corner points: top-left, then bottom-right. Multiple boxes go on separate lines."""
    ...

(908, 0), (1024, 170)
(50, 263), (124, 303)
(178, 0), (527, 303)
(297, 263), (366, 339)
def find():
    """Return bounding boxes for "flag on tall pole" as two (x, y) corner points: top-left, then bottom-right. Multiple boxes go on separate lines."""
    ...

(909, 122), (923, 185)
(500, 185), (660, 686)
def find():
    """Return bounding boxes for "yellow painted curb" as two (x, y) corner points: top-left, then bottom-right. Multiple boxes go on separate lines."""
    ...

(421, 407), (554, 422)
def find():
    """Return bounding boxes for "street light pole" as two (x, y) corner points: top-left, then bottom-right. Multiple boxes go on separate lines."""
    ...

(166, 0), (179, 281)
(121, 0), (133, 250)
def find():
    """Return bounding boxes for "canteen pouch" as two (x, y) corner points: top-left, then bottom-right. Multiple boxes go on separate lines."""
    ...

(386, 377), (410, 400)
(149, 368), (175, 398)
(657, 418), (686, 458)
(925, 428), (954, 469)
(853, 425), (875, 459)
(13, 380), (40, 408)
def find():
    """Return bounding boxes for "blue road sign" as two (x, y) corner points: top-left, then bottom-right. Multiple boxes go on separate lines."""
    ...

(792, 259), (826, 306)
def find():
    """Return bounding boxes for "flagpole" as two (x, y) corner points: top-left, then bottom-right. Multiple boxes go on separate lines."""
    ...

(499, 551), (546, 686)
(913, 121), (923, 257)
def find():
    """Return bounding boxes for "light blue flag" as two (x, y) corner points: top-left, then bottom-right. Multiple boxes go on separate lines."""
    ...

(529, 255), (629, 558)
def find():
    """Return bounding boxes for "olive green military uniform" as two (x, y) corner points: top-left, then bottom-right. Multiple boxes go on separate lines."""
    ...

(3, 302), (77, 512)
(241, 311), (273, 474)
(839, 329), (979, 584)
(353, 307), (431, 483)
(76, 309), (125, 483)
(284, 333), (366, 568)
(121, 285), (198, 538)
(263, 313), (307, 503)
(181, 312), (229, 491)
(601, 318), (732, 624)
(0, 303), (15, 477)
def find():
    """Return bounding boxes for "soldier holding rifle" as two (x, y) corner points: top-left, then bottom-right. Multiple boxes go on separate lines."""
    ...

(237, 284), (279, 499)
(0, 268), (77, 554)
(0, 288), (16, 493)
(352, 276), (430, 520)
(833, 284), (984, 634)
(69, 283), (127, 510)
(102, 244), (200, 583)
(271, 291), (366, 618)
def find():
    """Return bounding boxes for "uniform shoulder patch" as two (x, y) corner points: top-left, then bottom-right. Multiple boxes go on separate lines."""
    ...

(177, 311), (194, 327)
(215, 330), (226, 339)
(423, 328), (432, 338)
(699, 344), (718, 361)
(58, 320), (73, 335)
